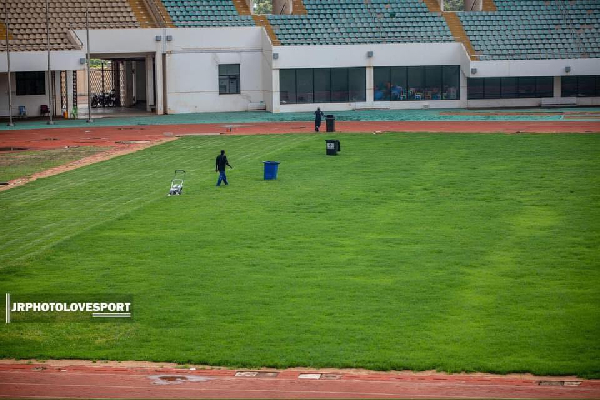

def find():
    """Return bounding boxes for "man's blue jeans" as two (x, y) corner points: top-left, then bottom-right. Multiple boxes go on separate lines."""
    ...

(216, 171), (228, 186)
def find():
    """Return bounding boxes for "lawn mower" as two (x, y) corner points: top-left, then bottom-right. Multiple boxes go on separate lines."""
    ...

(168, 170), (185, 196)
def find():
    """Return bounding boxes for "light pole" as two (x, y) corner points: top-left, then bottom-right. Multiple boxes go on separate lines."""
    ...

(4, 0), (13, 126)
(45, 0), (53, 124)
(86, 0), (92, 123)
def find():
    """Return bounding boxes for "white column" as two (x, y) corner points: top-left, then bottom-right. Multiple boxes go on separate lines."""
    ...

(553, 76), (562, 98)
(124, 61), (134, 107)
(66, 70), (74, 116)
(366, 65), (374, 104)
(145, 54), (155, 112)
(54, 71), (61, 116)
(271, 69), (280, 113)
(155, 50), (164, 115)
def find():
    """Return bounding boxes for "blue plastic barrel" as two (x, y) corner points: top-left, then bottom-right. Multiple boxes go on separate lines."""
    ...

(263, 161), (280, 180)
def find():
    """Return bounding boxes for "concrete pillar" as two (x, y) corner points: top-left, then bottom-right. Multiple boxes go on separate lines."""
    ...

(366, 65), (374, 104)
(155, 50), (164, 115)
(66, 70), (74, 115)
(554, 76), (562, 98)
(272, 69), (280, 113)
(124, 61), (134, 107)
(54, 71), (61, 116)
(459, 69), (468, 104)
(145, 54), (155, 111)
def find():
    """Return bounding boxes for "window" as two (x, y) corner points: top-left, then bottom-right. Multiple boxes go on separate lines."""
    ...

(442, 66), (460, 100)
(374, 67), (391, 101)
(314, 69), (331, 103)
(561, 75), (600, 97)
(374, 65), (460, 101)
(518, 77), (536, 98)
(16, 71), (45, 96)
(391, 67), (407, 100)
(468, 76), (555, 99)
(348, 68), (366, 102)
(280, 69), (296, 104)
(500, 77), (517, 98)
(577, 76), (596, 97)
(407, 67), (424, 100)
(536, 77), (554, 98)
(331, 68), (349, 102)
(296, 69), (314, 104)
(219, 64), (240, 95)
(279, 68), (366, 105)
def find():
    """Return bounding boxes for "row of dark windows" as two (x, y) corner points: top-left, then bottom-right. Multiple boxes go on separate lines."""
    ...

(374, 66), (460, 101)
(467, 77), (554, 99)
(562, 75), (600, 97)
(280, 68), (367, 104)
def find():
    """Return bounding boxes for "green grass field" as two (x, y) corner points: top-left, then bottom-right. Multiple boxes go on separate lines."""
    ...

(1, 133), (599, 378)
(0, 147), (109, 182)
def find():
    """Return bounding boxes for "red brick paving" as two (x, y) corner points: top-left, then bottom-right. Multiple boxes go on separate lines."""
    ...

(0, 362), (598, 399)
(1, 121), (599, 151)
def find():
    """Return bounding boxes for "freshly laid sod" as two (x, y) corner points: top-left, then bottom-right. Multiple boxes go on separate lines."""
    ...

(0, 146), (110, 182)
(0, 133), (599, 378)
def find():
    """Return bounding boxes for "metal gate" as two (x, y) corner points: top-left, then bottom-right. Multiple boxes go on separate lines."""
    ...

(89, 61), (125, 107)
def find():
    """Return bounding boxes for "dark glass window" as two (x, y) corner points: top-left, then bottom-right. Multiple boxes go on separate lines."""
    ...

(536, 77), (554, 98)
(518, 77), (536, 98)
(442, 65), (460, 100)
(485, 77), (501, 99)
(279, 68), (366, 105)
(374, 67), (390, 101)
(16, 71), (46, 96)
(578, 76), (596, 97)
(280, 69), (296, 104)
(424, 66), (442, 100)
(314, 69), (331, 103)
(296, 69), (314, 104)
(219, 64), (240, 95)
(467, 78), (484, 99)
(562, 75), (600, 97)
(390, 67), (407, 100)
(331, 68), (349, 102)
(469, 76), (556, 99)
(348, 68), (366, 102)
(407, 67), (424, 100)
(501, 77), (517, 98)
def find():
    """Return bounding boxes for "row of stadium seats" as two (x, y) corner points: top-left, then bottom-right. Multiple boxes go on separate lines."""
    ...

(163, 0), (254, 27)
(459, 0), (600, 60)
(0, 0), (141, 51)
(268, 0), (453, 46)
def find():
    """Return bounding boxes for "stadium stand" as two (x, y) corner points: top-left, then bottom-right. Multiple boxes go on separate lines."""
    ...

(0, 0), (158, 51)
(162, 0), (255, 27)
(267, 0), (454, 46)
(459, 0), (600, 60)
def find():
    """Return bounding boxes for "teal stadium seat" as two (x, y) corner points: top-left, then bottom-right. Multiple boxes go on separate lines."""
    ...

(459, 0), (600, 60)
(266, 0), (453, 46)
(162, 0), (255, 27)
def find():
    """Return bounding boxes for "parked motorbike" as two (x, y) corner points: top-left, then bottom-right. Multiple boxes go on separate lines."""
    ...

(91, 89), (118, 108)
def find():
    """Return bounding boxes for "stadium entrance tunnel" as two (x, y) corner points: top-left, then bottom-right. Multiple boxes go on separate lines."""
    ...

(78, 55), (159, 119)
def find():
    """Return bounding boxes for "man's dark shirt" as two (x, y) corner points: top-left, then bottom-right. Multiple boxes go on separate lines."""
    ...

(315, 110), (324, 123)
(216, 155), (230, 172)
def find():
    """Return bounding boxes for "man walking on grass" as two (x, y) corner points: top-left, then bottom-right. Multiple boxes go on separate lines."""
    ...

(215, 150), (232, 186)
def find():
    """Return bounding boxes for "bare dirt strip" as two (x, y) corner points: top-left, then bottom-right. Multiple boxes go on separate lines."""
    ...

(0, 360), (598, 399)
(1, 120), (598, 191)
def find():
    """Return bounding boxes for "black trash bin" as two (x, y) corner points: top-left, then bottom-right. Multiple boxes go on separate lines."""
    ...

(325, 115), (335, 132)
(326, 139), (341, 156)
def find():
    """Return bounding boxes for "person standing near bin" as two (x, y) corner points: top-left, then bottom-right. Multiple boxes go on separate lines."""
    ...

(215, 150), (232, 186)
(314, 107), (325, 132)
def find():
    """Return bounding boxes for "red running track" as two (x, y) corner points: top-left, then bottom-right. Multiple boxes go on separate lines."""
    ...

(0, 362), (599, 399)
(1, 121), (599, 150)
